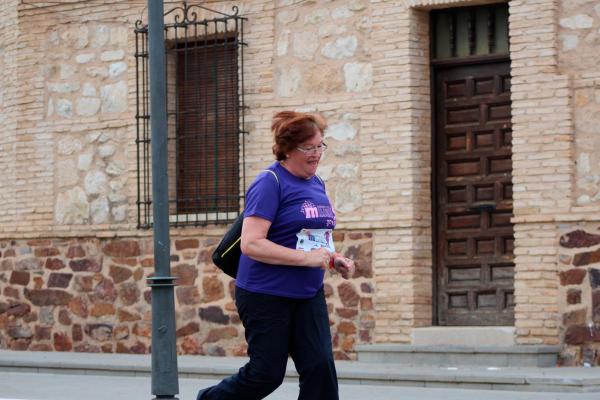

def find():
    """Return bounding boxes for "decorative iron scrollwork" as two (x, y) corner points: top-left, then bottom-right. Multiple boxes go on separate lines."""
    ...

(136, 1), (242, 29)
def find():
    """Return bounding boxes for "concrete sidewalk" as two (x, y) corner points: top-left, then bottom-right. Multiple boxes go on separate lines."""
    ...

(1, 350), (600, 399)
(1, 371), (600, 400)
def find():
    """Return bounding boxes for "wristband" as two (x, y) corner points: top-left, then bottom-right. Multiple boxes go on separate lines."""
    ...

(329, 255), (335, 269)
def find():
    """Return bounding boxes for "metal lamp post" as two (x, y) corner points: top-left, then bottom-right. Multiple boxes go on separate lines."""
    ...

(146, 0), (179, 398)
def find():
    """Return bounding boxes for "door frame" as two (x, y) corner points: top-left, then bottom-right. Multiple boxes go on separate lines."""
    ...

(430, 54), (512, 326)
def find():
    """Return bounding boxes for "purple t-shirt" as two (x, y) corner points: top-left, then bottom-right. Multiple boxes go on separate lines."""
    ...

(236, 162), (336, 299)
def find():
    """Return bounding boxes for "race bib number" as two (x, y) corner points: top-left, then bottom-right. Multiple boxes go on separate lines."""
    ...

(295, 229), (335, 252)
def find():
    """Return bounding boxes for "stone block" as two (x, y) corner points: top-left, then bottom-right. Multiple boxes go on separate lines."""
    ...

(45, 258), (65, 270)
(176, 322), (199, 337)
(66, 246), (85, 259)
(338, 282), (360, 307)
(10, 271), (30, 286)
(573, 249), (600, 267)
(181, 336), (203, 355)
(118, 282), (140, 305)
(35, 326), (51, 341)
(276, 65), (300, 97)
(205, 326), (238, 343)
(360, 282), (373, 293)
(58, 309), (71, 325)
(202, 275), (224, 302)
(85, 324), (113, 341)
(6, 303), (30, 318)
(175, 239), (199, 250)
(292, 31), (318, 60)
(338, 321), (357, 335)
(69, 258), (101, 272)
(563, 308), (587, 327)
(322, 36), (358, 59)
(565, 325), (600, 345)
(74, 343), (101, 353)
(3, 248), (16, 258)
(103, 240), (141, 258)
(130, 341), (147, 354)
(336, 307), (358, 319)
(53, 332), (72, 351)
(567, 288), (582, 304)
(199, 306), (229, 325)
(15, 258), (42, 271)
(360, 297), (373, 310)
(176, 286), (201, 306)
(100, 81), (127, 113)
(48, 273), (73, 288)
(100, 50), (124, 61)
(204, 344), (225, 357)
(72, 324), (83, 342)
(343, 62), (372, 92)
(93, 279), (117, 303)
(91, 303), (115, 317)
(590, 269), (600, 289)
(559, 269), (586, 285)
(74, 275), (94, 292)
(24, 289), (72, 306)
(55, 187), (89, 224)
(593, 290), (600, 322)
(68, 296), (88, 318)
(113, 325), (129, 340)
(560, 230), (600, 248)
(109, 265), (132, 284)
(132, 322), (151, 338)
(118, 309), (141, 322)
(34, 247), (60, 257)
(84, 171), (107, 196)
(76, 97), (101, 116)
(172, 263), (197, 286)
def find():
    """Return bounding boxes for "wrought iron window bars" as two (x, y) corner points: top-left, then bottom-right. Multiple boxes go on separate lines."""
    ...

(135, 2), (247, 229)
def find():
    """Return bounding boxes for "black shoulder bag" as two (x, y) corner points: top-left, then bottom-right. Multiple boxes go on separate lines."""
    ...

(211, 170), (279, 278)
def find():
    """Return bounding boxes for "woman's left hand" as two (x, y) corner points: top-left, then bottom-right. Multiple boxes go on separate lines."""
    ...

(333, 255), (355, 279)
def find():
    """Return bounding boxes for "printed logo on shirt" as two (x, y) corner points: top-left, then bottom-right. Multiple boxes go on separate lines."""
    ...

(300, 200), (336, 227)
(296, 229), (335, 252)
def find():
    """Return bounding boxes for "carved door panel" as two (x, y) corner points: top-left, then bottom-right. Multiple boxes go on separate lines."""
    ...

(435, 61), (515, 326)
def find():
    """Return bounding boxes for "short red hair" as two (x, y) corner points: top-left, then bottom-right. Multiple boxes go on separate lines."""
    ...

(271, 111), (327, 161)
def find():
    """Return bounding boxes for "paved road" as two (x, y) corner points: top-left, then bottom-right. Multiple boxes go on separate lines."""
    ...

(0, 371), (598, 400)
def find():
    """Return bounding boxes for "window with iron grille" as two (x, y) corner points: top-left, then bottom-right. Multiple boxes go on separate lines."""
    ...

(135, 4), (247, 228)
(431, 3), (509, 61)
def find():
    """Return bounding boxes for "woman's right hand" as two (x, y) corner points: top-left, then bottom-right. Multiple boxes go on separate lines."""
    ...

(303, 248), (332, 270)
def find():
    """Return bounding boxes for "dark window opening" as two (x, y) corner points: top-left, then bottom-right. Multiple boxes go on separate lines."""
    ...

(431, 3), (509, 61)
(175, 37), (240, 215)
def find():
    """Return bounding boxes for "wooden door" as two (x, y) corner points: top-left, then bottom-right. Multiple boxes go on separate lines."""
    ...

(434, 61), (515, 326)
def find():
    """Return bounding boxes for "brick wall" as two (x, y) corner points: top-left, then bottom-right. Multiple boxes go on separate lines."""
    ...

(0, 0), (18, 229)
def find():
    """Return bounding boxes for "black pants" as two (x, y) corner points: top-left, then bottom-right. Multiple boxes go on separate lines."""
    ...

(197, 286), (338, 400)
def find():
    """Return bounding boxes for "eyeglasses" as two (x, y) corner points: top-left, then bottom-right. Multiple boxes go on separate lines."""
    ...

(296, 142), (328, 155)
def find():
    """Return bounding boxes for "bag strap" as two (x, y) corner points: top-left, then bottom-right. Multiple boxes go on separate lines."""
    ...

(314, 174), (324, 186)
(261, 169), (280, 186)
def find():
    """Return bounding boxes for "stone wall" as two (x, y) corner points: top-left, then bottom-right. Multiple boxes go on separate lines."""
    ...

(45, 23), (131, 225)
(558, 226), (600, 366)
(557, 2), (600, 206)
(0, 232), (374, 359)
